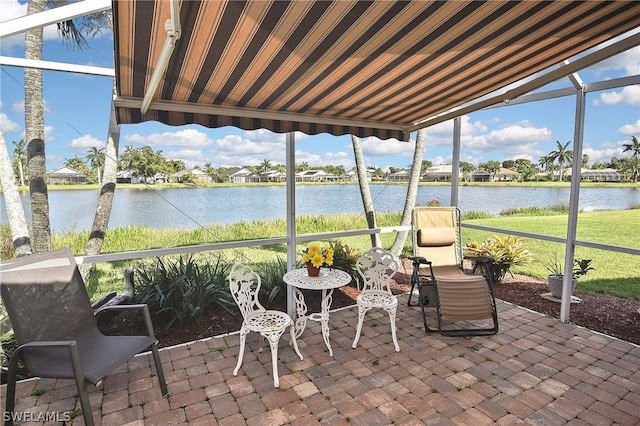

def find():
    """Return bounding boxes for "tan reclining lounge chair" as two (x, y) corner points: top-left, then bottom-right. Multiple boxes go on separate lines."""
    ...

(408, 206), (499, 336)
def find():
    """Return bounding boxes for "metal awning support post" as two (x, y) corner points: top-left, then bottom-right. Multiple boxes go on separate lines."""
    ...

(560, 84), (586, 322)
(450, 117), (462, 207)
(140, 0), (181, 114)
(285, 132), (296, 318)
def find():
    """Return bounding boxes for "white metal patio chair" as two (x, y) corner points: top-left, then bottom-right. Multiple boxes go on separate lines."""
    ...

(352, 247), (400, 352)
(228, 263), (303, 387)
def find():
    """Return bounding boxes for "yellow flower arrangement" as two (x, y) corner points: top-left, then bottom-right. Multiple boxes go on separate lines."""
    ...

(301, 243), (334, 268)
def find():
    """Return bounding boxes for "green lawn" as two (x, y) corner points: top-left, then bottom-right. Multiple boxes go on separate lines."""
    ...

(461, 209), (639, 299)
(32, 209), (640, 302)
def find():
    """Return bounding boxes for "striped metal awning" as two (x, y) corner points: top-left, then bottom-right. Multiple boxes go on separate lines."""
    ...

(112, 0), (640, 141)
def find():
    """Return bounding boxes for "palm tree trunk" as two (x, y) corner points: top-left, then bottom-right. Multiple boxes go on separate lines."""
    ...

(351, 135), (381, 248)
(0, 128), (32, 256)
(558, 161), (563, 182)
(79, 82), (120, 282)
(25, 0), (51, 253)
(17, 160), (25, 186)
(390, 128), (426, 257)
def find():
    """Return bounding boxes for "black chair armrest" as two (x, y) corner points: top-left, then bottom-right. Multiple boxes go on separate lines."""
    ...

(408, 256), (432, 266)
(11, 340), (83, 378)
(18, 340), (76, 349)
(96, 303), (147, 314)
(95, 304), (157, 340)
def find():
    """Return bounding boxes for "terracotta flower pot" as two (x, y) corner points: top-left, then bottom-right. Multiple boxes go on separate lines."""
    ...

(306, 262), (321, 277)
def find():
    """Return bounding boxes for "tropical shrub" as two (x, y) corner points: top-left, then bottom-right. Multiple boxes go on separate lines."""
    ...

(0, 303), (16, 381)
(545, 254), (594, 279)
(133, 254), (233, 332)
(464, 235), (532, 282)
(254, 257), (288, 304)
(326, 239), (361, 286)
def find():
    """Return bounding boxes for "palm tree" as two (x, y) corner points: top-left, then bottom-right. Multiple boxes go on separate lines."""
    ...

(484, 160), (501, 181)
(80, 81), (120, 282)
(0, 128), (32, 256)
(11, 139), (27, 186)
(548, 141), (573, 182)
(26, 0), (109, 251)
(260, 159), (272, 173)
(25, 0), (51, 253)
(351, 135), (381, 248)
(538, 155), (554, 180)
(390, 128), (426, 257)
(622, 136), (640, 183)
(85, 146), (106, 184)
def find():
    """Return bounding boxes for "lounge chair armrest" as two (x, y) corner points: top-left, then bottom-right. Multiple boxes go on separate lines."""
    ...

(95, 304), (157, 340)
(408, 256), (431, 266)
(464, 255), (495, 264)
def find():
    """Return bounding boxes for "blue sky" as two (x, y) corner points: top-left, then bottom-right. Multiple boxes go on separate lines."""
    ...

(1, 0), (639, 173)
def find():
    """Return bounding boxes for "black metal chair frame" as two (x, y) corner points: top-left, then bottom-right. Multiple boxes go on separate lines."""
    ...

(1, 248), (168, 426)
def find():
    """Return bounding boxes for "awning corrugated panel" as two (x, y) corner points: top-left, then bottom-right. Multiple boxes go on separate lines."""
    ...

(113, 0), (640, 141)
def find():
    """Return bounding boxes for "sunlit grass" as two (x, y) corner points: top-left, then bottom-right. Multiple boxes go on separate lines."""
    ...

(462, 209), (639, 299)
(4, 208), (638, 301)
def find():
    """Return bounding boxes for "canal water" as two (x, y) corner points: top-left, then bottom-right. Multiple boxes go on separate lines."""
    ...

(1, 184), (638, 233)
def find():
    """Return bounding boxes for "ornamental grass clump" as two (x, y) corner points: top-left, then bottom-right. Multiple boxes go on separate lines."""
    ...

(133, 253), (233, 332)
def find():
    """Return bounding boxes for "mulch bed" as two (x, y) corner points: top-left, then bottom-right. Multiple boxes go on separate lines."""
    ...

(132, 263), (640, 348)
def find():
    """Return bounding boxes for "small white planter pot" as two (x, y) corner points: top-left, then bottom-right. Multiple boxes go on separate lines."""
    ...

(547, 275), (577, 298)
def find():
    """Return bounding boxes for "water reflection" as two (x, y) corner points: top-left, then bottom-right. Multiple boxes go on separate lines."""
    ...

(1, 185), (638, 233)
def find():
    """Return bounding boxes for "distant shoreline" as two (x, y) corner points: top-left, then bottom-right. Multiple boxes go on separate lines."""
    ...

(4, 180), (638, 192)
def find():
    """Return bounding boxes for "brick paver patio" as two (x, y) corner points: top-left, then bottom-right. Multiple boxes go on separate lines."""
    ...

(2, 294), (639, 425)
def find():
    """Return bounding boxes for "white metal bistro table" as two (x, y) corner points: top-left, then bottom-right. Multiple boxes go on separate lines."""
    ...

(283, 268), (352, 356)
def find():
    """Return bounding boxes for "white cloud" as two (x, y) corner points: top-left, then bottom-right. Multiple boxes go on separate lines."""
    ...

(203, 133), (287, 167)
(181, 130), (344, 168)
(429, 155), (452, 166)
(215, 134), (283, 155)
(12, 100), (24, 113)
(0, 0), (27, 53)
(69, 134), (104, 151)
(163, 149), (207, 169)
(44, 125), (54, 143)
(124, 128), (214, 148)
(11, 99), (53, 114)
(243, 129), (308, 143)
(0, 0), (76, 52)
(619, 119), (640, 136)
(582, 146), (623, 164)
(0, 112), (20, 133)
(421, 116), (487, 148)
(588, 46), (640, 77)
(463, 124), (552, 156)
(15, 125), (54, 143)
(360, 137), (413, 157)
(597, 85), (640, 106)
